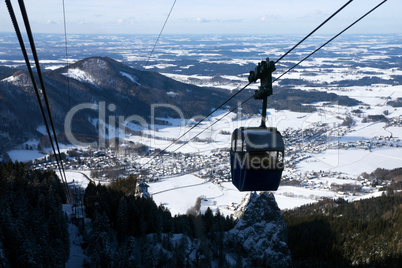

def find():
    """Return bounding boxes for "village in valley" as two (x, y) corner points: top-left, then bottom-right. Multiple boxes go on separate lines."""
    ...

(29, 109), (402, 200)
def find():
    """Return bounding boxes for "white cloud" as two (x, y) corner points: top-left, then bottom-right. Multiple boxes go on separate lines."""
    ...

(261, 15), (280, 22)
(46, 20), (58, 25)
(197, 18), (210, 23)
(77, 19), (90, 25)
(300, 10), (325, 19)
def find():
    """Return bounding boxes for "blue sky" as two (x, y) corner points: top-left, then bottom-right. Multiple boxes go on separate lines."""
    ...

(0, 0), (401, 35)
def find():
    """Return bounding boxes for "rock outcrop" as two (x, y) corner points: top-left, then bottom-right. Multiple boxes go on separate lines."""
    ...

(228, 192), (292, 267)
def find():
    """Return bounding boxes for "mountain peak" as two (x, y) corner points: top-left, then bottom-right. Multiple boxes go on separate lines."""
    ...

(0, 56), (236, 153)
(77, 56), (116, 71)
(60, 57), (129, 88)
(3, 70), (32, 88)
(234, 192), (282, 221)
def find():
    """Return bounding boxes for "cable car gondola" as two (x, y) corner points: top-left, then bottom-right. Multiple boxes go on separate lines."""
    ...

(230, 126), (284, 191)
(230, 58), (285, 191)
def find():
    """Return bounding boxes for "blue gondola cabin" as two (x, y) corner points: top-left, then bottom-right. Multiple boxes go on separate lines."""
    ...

(230, 127), (284, 191)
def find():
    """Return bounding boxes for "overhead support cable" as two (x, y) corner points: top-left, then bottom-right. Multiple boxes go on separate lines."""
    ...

(140, 0), (388, 170)
(62, 0), (71, 110)
(120, 0), (177, 121)
(5, 0), (64, 181)
(178, 0), (389, 152)
(139, 81), (252, 169)
(5, 0), (70, 200)
(274, 0), (354, 64)
(272, 0), (388, 83)
(136, 0), (177, 85)
(17, 0), (69, 189)
(139, 0), (357, 169)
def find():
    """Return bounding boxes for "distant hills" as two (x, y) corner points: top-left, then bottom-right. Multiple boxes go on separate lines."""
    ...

(0, 57), (361, 156)
(46, 57), (234, 118)
(0, 57), (235, 155)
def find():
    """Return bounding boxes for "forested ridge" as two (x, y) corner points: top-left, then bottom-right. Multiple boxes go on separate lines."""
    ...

(83, 179), (237, 267)
(1, 161), (401, 267)
(284, 192), (402, 267)
(0, 161), (69, 267)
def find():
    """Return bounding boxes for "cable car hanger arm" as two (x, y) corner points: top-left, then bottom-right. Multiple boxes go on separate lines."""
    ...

(248, 58), (276, 128)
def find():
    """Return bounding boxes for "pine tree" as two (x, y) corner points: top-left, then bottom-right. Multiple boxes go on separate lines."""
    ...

(116, 197), (130, 241)
(127, 236), (141, 267)
(87, 211), (113, 267)
(204, 207), (214, 233)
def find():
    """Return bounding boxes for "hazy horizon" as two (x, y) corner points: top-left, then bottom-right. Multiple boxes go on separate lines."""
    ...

(0, 0), (400, 35)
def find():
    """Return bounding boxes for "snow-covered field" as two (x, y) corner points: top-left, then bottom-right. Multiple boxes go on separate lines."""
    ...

(297, 147), (402, 176)
(149, 174), (246, 217)
(65, 171), (91, 189)
(8, 149), (45, 162)
(149, 174), (324, 215)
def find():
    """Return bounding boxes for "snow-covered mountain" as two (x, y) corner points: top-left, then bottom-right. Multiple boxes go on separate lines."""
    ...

(0, 57), (236, 155)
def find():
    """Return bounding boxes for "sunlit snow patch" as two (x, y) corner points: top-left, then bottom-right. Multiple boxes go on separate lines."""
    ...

(120, 71), (140, 86)
(63, 69), (97, 86)
(167, 91), (179, 97)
